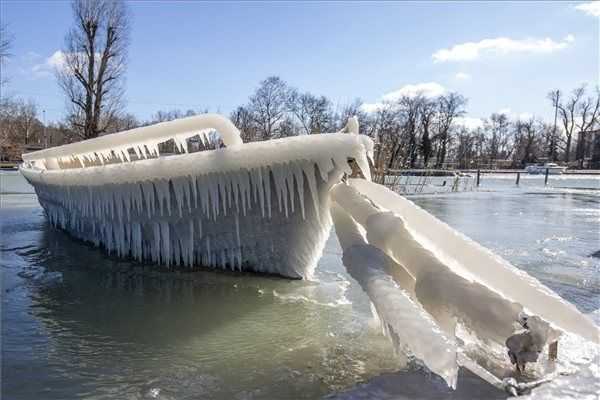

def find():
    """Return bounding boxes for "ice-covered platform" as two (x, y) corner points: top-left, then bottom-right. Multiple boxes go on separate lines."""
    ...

(20, 114), (373, 279)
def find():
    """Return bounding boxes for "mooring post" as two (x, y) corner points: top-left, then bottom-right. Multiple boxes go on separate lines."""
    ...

(516, 172), (520, 185)
(545, 168), (549, 185)
(476, 169), (481, 186)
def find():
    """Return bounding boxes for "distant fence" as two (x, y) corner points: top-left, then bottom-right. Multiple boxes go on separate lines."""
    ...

(382, 170), (475, 195)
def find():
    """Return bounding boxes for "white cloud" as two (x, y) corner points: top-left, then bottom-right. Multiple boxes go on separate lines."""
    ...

(382, 82), (446, 100)
(361, 82), (446, 112)
(575, 2), (600, 17)
(31, 50), (67, 78)
(46, 50), (67, 70)
(455, 72), (471, 80)
(517, 112), (533, 121)
(432, 34), (575, 62)
(455, 116), (484, 130)
(496, 108), (533, 121)
(360, 102), (385, 114)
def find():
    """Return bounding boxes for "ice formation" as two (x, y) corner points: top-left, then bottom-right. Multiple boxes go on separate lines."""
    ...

(20, 114), (374, 279)
(330, 180), (599, 390)
(331, 203), (459, 388)
(346, 179), (599, 345)
(20, 113), (598, 393)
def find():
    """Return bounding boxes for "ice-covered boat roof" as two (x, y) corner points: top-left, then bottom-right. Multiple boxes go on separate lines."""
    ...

(22, 113), (243, 165)
(20, 114), (374, 185)
(22, 133), (373, 187)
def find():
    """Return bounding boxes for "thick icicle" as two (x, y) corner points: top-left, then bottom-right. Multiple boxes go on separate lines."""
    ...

(331, 183), (563, 347)
(331, 203), (459, 388)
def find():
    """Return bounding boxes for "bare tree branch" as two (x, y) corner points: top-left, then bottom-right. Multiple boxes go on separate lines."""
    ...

(57, 0), (130, 139)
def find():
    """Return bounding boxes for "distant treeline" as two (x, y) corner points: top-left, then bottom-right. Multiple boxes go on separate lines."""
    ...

(2, 76), (599, 170)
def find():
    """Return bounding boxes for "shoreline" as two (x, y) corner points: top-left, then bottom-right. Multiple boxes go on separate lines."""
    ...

(459, 169), (600, 175)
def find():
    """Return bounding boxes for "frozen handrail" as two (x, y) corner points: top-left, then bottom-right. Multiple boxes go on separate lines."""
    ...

(22, 113), (243, 163)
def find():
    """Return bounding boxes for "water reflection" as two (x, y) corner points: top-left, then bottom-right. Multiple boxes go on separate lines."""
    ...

(3, 219), (400, 399)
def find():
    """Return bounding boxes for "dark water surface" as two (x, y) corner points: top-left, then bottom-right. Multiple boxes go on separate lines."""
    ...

(2, 171), (598, 399)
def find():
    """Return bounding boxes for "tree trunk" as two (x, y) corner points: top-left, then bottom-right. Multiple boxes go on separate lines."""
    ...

(564, 134), (572, 162)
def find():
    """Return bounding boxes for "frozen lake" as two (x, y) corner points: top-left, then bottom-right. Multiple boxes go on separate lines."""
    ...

(1, 170), (599, 399)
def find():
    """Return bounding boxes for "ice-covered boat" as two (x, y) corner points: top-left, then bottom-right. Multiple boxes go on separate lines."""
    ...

(20, 114), (373, 279)
(525, 163), (567, 175)
(20, 113), (599, 393)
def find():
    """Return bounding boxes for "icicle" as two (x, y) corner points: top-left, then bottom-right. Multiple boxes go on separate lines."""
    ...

(304, 161), (320, 218)
(294, 163), (306, 220)
(189, 219), (194, 267)
(265, 167), (272, 219)
(219, 174), (228, 216)
(235, 213), (241, 249)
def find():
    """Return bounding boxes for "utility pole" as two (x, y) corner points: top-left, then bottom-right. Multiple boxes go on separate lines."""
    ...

(43, 109), (47, 148)
(551, 90), (560, 162)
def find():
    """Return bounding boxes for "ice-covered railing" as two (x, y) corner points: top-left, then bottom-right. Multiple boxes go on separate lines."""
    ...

(22, 114), (243, 170)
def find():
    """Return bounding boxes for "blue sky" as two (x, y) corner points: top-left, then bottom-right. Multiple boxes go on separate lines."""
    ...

(1, 1), (598, 127)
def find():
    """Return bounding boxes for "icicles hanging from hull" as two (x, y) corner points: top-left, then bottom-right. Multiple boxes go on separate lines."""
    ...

(26, 160), (346, 279)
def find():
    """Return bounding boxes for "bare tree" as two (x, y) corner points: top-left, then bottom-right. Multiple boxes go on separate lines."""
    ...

(434, 92), (466, 168)
(419, 98), (436, 166)
(231, 106), (258, 142)
(108, 112), (139, 132)
(0, 25), (10, 60)
(0, 99), (19, 158)
(248, 76), (289, 140)
(398, 95), (423, 168)
(287, 89), (332, 134)
(483, 113), (511, 164)
(15, 100), (38, 145)
(550, 87), (584, 162)
(277, 115), (300, 138)
(368, 102), (402, 179)
(58, 0), (130, 140)
(0, 24), (12, 88)
(0, 98), (42, 159)
(454, 127), (477, 169)
(512, 118), (542, 167)
(151, 109), (184, 123)
(574, 86), (600, 166)
(547, 89), (560, 161)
